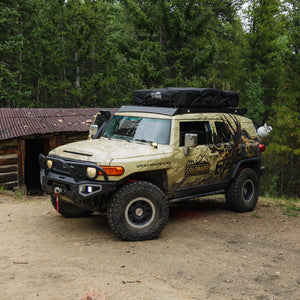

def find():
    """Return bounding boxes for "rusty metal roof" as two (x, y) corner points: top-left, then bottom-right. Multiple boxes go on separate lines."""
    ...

(0, 108), (118, 141)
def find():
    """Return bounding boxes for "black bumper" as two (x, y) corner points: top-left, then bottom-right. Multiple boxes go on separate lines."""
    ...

(39, 155), (117, 202)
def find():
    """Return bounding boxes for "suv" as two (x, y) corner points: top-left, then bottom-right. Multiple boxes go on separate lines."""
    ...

(40, 88), (265, 241)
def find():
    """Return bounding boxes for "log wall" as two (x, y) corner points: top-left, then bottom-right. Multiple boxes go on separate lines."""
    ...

(0, 140), (18, 189)
(0, 132), (89, 192)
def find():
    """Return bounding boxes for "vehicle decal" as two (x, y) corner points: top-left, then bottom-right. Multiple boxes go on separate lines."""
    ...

(210, 114), (259, 176)
(136, 161), (171, 168)
(184, 155), (210, 176)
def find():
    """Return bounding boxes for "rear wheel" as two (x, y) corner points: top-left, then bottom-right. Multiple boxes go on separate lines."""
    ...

(226, 168), (259, 212)
(107, 181), (169, 241)
(50, 195), (93, 218)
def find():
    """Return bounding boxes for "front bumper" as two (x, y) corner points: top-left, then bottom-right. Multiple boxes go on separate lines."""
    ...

(39, 155), (117, 202)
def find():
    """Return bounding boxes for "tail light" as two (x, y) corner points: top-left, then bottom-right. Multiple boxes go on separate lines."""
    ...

(259, 144), (266, 152)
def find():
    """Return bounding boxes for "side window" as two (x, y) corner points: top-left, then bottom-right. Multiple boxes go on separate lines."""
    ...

(180, 122), (212, 146)
(215, 121), (232, 143)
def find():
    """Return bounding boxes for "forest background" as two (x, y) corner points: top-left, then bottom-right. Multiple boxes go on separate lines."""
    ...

(0, 0), (299, 197)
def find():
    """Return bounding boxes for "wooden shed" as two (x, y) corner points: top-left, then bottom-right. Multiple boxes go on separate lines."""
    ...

(0, 108), (117, 194)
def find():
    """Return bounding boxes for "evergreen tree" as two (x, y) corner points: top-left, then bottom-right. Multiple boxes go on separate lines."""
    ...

(261, 0), (300, 197)
(243, 0), (285, 115)
(0, 0), (31, 107)
(120, 0), (244, 90)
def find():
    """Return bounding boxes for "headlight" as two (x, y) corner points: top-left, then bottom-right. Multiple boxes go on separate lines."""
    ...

(86, 167), (97, 179)
(47, 160), (53, 169)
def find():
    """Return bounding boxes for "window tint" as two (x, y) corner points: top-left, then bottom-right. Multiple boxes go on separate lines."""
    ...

(180, 122), (211, 146)
(215, 122), (232, 143)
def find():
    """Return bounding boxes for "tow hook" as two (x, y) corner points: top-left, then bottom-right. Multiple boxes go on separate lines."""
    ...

(54, 186), (63, 194)
(53, 186), (63, 212)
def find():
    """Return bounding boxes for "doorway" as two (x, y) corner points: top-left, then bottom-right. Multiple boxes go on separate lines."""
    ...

(24, 138), (46, 195)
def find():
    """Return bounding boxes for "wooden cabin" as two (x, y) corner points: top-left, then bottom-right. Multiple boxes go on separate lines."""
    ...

(0, 108), (117, 194)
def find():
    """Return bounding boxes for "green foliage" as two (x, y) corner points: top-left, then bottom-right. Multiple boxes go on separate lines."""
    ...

(277, 197), (300, 217)
(120, 0), (243, 89)
(261, 100), (300, 197)
(243, 77), (265, 124)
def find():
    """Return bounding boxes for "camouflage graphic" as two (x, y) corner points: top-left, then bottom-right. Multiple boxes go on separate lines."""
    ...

(210, 114), (259, 177)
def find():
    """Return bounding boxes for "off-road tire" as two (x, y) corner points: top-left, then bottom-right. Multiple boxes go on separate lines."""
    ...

(226, 168), (259, 212)
(51, 195), (93, 218)
(107, 181), (169, 241)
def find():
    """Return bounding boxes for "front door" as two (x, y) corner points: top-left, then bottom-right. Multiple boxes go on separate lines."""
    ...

(171, 120), (229, 197)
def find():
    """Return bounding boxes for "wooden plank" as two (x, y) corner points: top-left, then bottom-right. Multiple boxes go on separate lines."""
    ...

(0, 173), (17, 184)
(65, 134), (87, 141)
(0, 166), (18, 173)
(18, 139), (25, 192)
(3, 181), (18, 189)
(0, 140), (18, 147)
(0, 158), (18, 166)
(0, 145), (18, 156)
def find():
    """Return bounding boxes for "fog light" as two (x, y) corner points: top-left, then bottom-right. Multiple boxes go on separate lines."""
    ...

(87, 167), (97, 179)
(47, 160), (53, 169)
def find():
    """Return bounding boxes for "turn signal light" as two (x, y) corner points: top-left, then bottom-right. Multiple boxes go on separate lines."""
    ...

(99, 166), (124, 176)
(259, 144), (266, 152)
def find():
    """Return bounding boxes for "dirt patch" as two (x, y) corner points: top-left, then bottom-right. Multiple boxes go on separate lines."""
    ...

(0, 193), (299, 300)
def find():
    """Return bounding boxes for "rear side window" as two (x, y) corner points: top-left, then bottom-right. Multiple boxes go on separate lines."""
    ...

(214, 122), (232, 143)
(180, 121), (212, 146)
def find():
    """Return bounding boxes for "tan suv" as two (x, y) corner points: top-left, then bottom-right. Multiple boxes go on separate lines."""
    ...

(40, 88), (266, 241)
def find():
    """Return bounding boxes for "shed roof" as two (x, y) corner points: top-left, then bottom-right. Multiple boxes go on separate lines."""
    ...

(0, 108), (118, 141)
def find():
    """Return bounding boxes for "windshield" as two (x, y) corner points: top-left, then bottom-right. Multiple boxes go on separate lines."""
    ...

(103, 116), (171, 145)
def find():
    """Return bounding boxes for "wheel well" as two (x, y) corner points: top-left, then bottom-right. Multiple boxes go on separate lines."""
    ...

(126, 170), (168, 193)
(230, 159), (261, 180)
(240, 162), (259, 173)
(237, 162), (260, 176)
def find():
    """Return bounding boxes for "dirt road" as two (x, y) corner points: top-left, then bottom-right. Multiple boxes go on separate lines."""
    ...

(0, 193), (299, 300)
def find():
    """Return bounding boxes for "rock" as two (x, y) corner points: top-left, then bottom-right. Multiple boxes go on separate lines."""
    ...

(81, 288), (106, 300)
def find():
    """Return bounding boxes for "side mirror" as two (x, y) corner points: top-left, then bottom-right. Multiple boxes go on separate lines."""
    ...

(184, 133), (198, 156)
(184, 133), (198, 147)
(89, 125), (98, 138)
(92, 110), (112, 139)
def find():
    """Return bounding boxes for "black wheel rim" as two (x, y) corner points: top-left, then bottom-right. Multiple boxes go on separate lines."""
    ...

(125, 197), (155, 229)
(242, 179), (254, 202)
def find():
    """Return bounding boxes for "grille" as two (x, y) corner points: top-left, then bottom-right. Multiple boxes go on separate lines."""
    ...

(52, 160), (86, 181)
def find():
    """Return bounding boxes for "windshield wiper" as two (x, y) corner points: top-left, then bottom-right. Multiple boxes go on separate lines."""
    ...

(134, 138), (153, 143)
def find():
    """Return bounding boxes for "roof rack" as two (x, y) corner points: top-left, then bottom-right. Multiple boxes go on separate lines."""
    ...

(118, 105), (247, 116)
(174, 107), (247, 116)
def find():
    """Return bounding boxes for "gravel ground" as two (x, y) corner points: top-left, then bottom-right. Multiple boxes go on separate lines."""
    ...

(0, 193), (299, 300)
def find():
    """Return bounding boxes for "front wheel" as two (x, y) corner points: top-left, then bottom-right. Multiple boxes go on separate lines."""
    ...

(107, 181), (169, 241)
(226, 168), (259, 212)
(50, 195), (93, 218)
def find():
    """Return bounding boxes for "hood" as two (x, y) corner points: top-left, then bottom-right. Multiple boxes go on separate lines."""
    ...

(49, 137), (172, 165)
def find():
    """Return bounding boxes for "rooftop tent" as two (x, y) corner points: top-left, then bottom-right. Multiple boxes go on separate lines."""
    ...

(133, 88), (239, 108)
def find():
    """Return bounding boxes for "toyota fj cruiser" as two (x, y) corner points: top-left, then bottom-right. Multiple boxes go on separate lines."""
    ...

(40, 88), (266, 241)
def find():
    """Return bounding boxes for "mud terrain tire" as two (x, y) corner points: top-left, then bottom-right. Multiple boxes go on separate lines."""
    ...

(107, 181), (169, 241)
(226, 168), (259, 212)
(51, 195), (93, 218)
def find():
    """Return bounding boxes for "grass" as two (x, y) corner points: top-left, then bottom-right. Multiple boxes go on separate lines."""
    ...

(265, 195), (300, 217)
(0, 185), (23, 200)
(279, 198), (300, 217)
